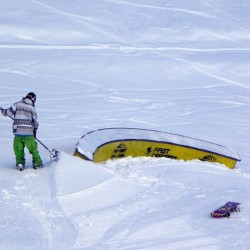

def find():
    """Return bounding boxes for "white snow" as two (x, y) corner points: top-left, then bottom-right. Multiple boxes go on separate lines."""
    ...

(1, 1), (250, 249)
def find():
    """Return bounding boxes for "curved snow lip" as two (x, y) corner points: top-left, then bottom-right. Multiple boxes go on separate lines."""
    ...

(74, 128), (241, 167)
(54, 152), (114, 196)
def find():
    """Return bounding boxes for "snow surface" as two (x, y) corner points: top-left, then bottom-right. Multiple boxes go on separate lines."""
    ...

(1, 1), (250, 249)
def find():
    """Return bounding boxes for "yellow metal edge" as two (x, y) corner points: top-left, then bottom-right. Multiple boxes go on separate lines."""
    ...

(74, 150), (90, 161)
(92, 140), (238, 169)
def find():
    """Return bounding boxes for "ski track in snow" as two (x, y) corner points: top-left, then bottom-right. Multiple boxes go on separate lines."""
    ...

(0, 164), (77, 249)
(2, 44), (250, 53)
(204, 1), (250, 35)
(103, 0), (250, 43)
(169, 55), (250, 90)
(102, 0), (219, 20)
(1, 1), (250, 249)
(29, 0), (128, 44)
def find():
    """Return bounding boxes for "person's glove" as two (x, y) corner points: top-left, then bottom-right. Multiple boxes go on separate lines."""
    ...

(33, 128), (37, 138)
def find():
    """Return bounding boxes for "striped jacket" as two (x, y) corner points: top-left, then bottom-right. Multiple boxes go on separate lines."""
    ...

(1, 98), (38, 135)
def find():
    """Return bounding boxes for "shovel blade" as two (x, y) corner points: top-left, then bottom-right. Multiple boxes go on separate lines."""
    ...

(50, 149), (59, 161)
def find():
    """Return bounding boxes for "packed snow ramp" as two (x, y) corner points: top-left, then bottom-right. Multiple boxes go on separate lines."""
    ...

(74, 128), (241, 169)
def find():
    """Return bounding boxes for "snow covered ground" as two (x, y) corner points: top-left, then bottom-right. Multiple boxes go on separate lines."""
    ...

(1, 1), (250, 249)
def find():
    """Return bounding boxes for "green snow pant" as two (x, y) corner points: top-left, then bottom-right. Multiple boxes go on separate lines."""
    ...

(13, 135), (42, 166)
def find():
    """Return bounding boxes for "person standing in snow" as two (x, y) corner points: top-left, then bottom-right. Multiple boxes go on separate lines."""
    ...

(0, 92), (43, 170)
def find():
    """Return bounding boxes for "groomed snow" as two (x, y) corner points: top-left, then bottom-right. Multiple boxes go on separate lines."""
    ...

(1, 1), (250, 249)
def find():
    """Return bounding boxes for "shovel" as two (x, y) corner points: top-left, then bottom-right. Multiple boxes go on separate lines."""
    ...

(35, 137), (59, 161)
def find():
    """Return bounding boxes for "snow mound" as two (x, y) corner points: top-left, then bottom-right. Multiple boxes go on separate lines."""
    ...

(54, 152), (114, 196)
